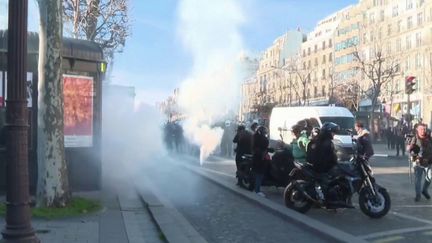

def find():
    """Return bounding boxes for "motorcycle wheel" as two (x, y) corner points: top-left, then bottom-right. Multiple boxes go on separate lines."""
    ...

(359, 186), (391, 218)
(239, 177), (255, 191)
(283, 181), (313, 213)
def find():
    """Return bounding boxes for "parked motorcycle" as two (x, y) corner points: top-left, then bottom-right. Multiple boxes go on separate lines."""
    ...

(283, 131), (391, 218)
(236, 145), (295, 191)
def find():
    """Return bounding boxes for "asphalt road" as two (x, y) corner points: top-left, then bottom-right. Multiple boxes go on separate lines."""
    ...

(141, 158), (331, 243)
(174, 152), (432, 243)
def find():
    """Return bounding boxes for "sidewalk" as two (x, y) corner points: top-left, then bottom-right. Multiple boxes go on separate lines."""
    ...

(372, 143), (408, 158)
(0, 183), (204, 243)
(8, 189), (164, 243)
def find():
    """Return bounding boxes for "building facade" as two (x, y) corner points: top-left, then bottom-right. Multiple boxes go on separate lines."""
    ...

(240, 0), (432, 128)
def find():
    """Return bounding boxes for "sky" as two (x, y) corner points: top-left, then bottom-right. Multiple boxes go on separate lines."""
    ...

(0, 0), (359, 105)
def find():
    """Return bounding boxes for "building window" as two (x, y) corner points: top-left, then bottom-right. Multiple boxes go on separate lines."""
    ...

(405, 56), (411, 70)
(417, 12), (423, 26)
(378, 28), (382, 39)
(386, 42), (392, 54)
(308, 47), (311, 55)
(392, 6), (398, 17)
(387, 24), (392, 36)
(369, 12), (375, 24)
(406, 0), (413, 10)
(416, 32), (422, 47)
(406, 35), (412, 49)
(396, 38), (402, 52)
(407, 16), (413, 29)
(303, 50), (306, 57)
(329, 53), (333, 61)
(308, 60), (311, 68)
(380, 10), (385, 21)
(314, 86), (318, 97)
(322, 55), (326, 64)
(314, 58), (318, 66)
(322, 41), (326, 49)
(322, 85), (326, 97)
(314, 44), (318, 53)
(397, 20), (402, 32)
(370, 31), (374, 42)
(415, 53), (422, 68)
(322, 69), (326, 79)
(329, 39), (333, 47)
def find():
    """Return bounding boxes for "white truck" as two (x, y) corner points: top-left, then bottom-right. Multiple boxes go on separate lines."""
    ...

(269, 106), (355, 161)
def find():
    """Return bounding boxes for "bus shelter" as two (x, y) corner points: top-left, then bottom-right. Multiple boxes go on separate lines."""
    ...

(0, 30), (105, 192)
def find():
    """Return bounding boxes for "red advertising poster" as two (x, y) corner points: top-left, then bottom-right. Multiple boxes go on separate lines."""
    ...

(63, 75), (94, 147)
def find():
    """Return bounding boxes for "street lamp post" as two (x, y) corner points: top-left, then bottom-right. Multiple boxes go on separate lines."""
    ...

(2, 1), (39, 242)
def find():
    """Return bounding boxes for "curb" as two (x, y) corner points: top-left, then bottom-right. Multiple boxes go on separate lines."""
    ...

(135, 178), (208, 243)
(176, 157), (366, 243)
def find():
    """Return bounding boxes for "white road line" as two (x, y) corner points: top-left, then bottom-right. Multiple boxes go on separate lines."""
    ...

(393, 205), (432, 208)
(391, 211), (432, 224)
(373, 154), (389, 157)
(360, 225), (432, 240)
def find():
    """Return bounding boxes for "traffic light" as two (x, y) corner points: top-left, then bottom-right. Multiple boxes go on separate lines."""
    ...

(405, 76), (416, 95)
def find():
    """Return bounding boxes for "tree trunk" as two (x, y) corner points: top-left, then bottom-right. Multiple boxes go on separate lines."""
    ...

(86, 0), (100, 41)
(369, 95), (378, 142)
(37, 0), (71, 207)
(73, 0), (80, 38)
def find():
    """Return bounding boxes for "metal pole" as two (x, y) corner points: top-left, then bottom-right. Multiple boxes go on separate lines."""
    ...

(407, 93), (412, 130)
(2, 0), (39, 242)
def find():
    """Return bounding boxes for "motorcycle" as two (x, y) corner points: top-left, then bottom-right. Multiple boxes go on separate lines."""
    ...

(283, 131), (391, 218)
(236, 145), (295, 191)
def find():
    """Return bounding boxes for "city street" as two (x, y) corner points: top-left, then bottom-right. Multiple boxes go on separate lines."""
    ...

(140, 157), (331, 243)
(144, 146), (432, 243)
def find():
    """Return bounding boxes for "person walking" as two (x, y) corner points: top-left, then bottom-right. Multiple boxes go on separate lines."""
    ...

(408, 123), (432, 202)
(395, 122), (408, 157)
(252, 126), (270, 197)
(233, 124), (253, 185)
(354, 121), (374, 160)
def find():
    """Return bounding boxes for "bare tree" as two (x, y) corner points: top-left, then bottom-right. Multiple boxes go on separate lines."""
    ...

(333, 78), (363, 111)
(37, 0), (71, 207)
(353, 44), (399, 138)
(284, 56), (314, 106)
(63, 0), (130, 60)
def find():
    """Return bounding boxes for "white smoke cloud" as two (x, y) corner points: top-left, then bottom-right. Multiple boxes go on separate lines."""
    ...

(176, 0), (246, 164)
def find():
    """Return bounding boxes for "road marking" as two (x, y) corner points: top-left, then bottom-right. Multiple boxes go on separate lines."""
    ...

(374, 154), (389, 157)
(391, 211), (432, 224)
(370, 235), (404, 243)
(361, 225), (432, 240)
(394, 205), (432, 208)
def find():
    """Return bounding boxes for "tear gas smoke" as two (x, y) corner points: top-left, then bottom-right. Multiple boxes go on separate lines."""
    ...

(102, 88), (166, 191)
(176, 0), (246, 164)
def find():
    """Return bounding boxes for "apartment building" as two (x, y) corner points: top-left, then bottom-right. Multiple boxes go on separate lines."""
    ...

(298, 11), (344, 105)
(357, 0), (432, 126)
(241, 30), (303, 122)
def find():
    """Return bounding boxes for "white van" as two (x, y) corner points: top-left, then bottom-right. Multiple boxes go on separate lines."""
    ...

(269, 106), (355, 161)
